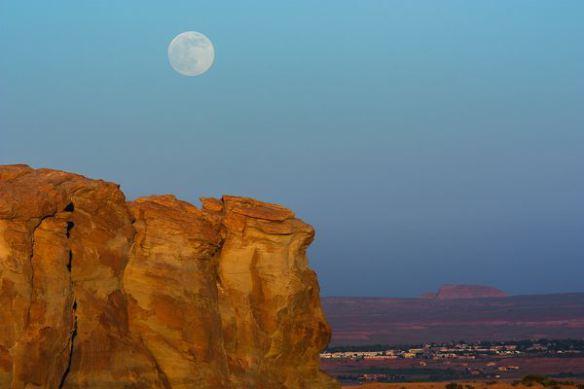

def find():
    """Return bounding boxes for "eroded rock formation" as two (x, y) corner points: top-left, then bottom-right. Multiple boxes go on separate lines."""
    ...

(0, 165), (338, 388)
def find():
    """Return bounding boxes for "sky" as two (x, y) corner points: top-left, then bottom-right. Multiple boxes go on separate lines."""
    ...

(1, 1), (583, 297)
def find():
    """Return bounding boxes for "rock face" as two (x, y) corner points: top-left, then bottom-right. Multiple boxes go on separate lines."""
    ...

(0, 165), (338, 388)
(423, 284), (508, 300)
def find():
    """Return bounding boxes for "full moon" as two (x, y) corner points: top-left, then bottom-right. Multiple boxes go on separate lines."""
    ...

(168, 31), (214, 76)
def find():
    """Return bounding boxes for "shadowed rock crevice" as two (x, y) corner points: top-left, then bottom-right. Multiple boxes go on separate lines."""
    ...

(8, 209), (77, 388)
(58, 300), (77, 389)
(66, 251), (72, 272)
(59, 216), (76, 389)
(65, 222), (74, 239)
(0, 165), (339, 389)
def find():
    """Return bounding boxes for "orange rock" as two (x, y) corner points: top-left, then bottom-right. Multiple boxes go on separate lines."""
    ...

(0, 165), (338, 388)
(124, 194), (228, 387)
(0, 165), (165, 388)
(216, 196), (338, 388)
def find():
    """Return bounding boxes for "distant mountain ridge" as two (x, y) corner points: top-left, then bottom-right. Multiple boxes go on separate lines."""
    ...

(421, 284), (508, 300)
(323, 292), (584, 346)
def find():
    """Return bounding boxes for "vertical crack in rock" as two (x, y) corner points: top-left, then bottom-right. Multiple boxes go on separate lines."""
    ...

(59, 206), (77, 389)
(66, 222), (74, 239)
(66, 251), (72, 272)
(58, 300), (77, 389)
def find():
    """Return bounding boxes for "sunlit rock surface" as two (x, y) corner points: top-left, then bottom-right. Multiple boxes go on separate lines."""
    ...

(0, 165), (338, 388)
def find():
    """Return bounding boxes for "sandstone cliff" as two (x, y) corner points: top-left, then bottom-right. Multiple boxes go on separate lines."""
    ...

(0, 165), (338, 388)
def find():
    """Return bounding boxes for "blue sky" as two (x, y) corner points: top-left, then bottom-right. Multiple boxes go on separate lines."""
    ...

(1, 1), (583, 297)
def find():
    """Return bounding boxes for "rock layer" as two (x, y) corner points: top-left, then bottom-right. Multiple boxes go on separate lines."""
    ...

(0, 165), (337, 389)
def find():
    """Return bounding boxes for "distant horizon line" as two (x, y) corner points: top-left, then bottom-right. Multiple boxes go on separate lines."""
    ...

(322, 291), (584, 299)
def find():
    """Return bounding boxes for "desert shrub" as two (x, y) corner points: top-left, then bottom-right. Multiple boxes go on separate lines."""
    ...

(445, 383), (463, 389)
(519, 375), (575, 388)
(520, 375), (547, 386)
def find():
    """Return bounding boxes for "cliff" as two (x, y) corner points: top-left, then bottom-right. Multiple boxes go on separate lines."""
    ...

(0, 165), (338, 388)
